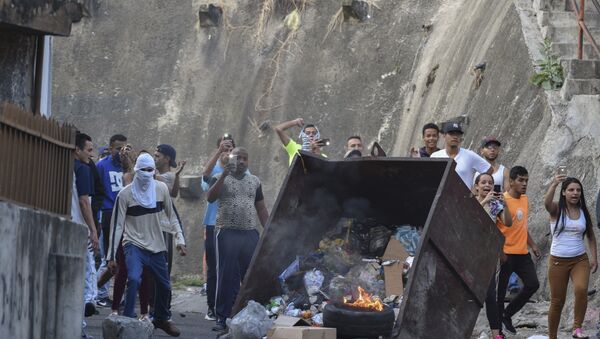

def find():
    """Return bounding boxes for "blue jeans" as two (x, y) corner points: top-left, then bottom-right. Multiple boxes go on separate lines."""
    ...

(123, 243), (171, 321)
(97, 233), (110, 299)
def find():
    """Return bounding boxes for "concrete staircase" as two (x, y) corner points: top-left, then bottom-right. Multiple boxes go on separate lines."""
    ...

(534, 0), (600, 100)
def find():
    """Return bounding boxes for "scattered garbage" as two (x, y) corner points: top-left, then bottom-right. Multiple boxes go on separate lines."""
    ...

(262, 216), (421, 331)
(227, 300), (272, 339)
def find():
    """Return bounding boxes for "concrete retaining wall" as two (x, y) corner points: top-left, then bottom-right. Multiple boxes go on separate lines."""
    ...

(0, 201), (88, 339)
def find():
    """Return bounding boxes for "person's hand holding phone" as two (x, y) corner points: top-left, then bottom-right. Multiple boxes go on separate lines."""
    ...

(554, 166), (567, 186)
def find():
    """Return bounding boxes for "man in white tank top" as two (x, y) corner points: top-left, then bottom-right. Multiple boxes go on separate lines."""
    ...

(476, 136), (510, 192)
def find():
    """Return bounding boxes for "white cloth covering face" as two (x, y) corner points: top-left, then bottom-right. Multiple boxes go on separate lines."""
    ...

(131, 153), (157, 208)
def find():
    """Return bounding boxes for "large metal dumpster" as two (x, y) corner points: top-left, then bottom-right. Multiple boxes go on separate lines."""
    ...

(234, 152), (502, 338)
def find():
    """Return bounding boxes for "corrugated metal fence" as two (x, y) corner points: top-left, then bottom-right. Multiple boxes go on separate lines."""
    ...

(0, 102), (75, 216)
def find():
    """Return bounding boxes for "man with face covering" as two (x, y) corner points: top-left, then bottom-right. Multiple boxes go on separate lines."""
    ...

(107, 153), (187, 337)
(274, 118), (328, 166)
(207, 147), (269, 332)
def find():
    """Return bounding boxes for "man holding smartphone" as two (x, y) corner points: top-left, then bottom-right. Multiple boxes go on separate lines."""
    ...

(274, 118), (328, 166)
(207, 147), (269, 332)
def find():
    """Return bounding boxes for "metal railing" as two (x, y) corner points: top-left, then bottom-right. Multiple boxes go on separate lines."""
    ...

(0, 102), (76, 216)
(571, 0), (600, 59)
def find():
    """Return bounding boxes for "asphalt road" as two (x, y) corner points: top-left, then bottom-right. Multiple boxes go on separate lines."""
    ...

(84, 287), (221, 339)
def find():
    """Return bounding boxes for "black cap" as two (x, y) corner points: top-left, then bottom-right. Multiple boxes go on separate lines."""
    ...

(157, 144), (177, 168)
(481, 136), (501, 148)
(441, 122), (464, 134)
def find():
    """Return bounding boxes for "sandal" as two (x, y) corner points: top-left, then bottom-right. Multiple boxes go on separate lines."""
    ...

(572, 328), (589, 338)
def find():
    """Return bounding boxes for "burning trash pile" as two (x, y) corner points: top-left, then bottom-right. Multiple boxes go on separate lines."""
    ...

(262, 217), (421, 335)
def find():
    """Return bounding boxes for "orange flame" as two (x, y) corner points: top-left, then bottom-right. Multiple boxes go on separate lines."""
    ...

(343, 286), (384, 311)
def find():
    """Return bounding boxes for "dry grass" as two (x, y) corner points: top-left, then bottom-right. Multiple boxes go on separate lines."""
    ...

(322, 7), (344, 43)
(255, 0), (275, 45)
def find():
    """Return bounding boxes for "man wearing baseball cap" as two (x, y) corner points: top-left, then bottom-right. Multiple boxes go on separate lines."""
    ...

(476, 136), (510, 192)
(431, 121), (492, 189)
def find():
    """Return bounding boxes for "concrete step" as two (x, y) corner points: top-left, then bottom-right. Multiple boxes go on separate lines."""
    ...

(561, 78), (600, 100)
(538, 10), (600, 27)
(561, 58), (600, 78)
(543, 25), (600, 42)
(552, 42), (600, 59)
(536, 0), (600, 12)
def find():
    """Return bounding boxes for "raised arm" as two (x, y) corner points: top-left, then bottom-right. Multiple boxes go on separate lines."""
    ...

(207, 172), (228, 203)
(202, 139), (231, 178)
(274, 118), (304, 147)
(170, 160), (186, 197)
(544, 173), (566, 217)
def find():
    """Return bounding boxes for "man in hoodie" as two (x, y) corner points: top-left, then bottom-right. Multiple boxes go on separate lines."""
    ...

(107, 153), (187, 337)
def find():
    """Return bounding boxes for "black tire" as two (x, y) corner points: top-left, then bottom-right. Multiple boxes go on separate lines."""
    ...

(323, 303), (395, 337)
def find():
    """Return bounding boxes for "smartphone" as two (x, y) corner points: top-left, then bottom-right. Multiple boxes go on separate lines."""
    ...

(493, 185), (502, 193)
(317, 138), (331, 147)
(558, 166), (567, 176)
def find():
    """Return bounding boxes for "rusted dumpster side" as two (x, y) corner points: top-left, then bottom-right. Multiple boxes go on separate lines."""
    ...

(233, 153), (502, 338)
(394, 158), (502, 338)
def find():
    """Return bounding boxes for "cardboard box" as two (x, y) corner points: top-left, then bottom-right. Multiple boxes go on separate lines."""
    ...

(268, 326), (336, 339)
(273, 315), (311, 327)
(381, 237), (409, 297)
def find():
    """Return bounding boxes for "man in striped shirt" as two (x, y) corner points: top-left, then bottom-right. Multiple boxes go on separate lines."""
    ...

(107, 153), (186, 337)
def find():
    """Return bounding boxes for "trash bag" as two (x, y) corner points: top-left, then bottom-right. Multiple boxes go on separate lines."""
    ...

(368, 226), (392, 257)
(227, 300), (273, 339)
(327, 276), (353, 301)
(394, 225), (421, 256)
(351, 0), (371, 22)
(304, 270), (325, 296)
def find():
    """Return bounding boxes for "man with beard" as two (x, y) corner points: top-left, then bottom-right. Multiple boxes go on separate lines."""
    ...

(431, 122), (492, 190)
(274, 118), (327, 165)
(207, 147), (269, 332)
(476, 136), (510, 192)
(107, 153), (187, 337)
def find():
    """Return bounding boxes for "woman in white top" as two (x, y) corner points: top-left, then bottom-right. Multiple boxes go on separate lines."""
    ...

(544, 175), (597, 339)
(475, 173), (512, 339)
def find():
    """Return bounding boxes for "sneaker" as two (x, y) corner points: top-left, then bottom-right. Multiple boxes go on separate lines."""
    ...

(572, 328), (589, 338)
(205, 308), (217, 321)
(502, 315), (517, 335)
(211, 322), (226, 332)
(84, 302), (96, 317)
(96, 297), (112, 308)
(153, 319), (181, 337)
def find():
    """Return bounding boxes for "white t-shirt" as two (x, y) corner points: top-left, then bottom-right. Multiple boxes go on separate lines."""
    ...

(550, 209), (587, 258)
(475, 164), (506, 191)
(431, 148), (491, 189)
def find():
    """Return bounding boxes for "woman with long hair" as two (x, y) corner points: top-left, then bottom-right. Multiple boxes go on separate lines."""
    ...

(474, 173), (512, 339)
(544, 174), (598, 339)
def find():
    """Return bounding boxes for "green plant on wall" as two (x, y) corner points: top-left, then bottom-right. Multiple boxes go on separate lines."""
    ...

(529, 38), (564, 90)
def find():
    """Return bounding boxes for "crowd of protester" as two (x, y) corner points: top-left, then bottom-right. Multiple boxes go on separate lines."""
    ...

(71, 118), (599, 338)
